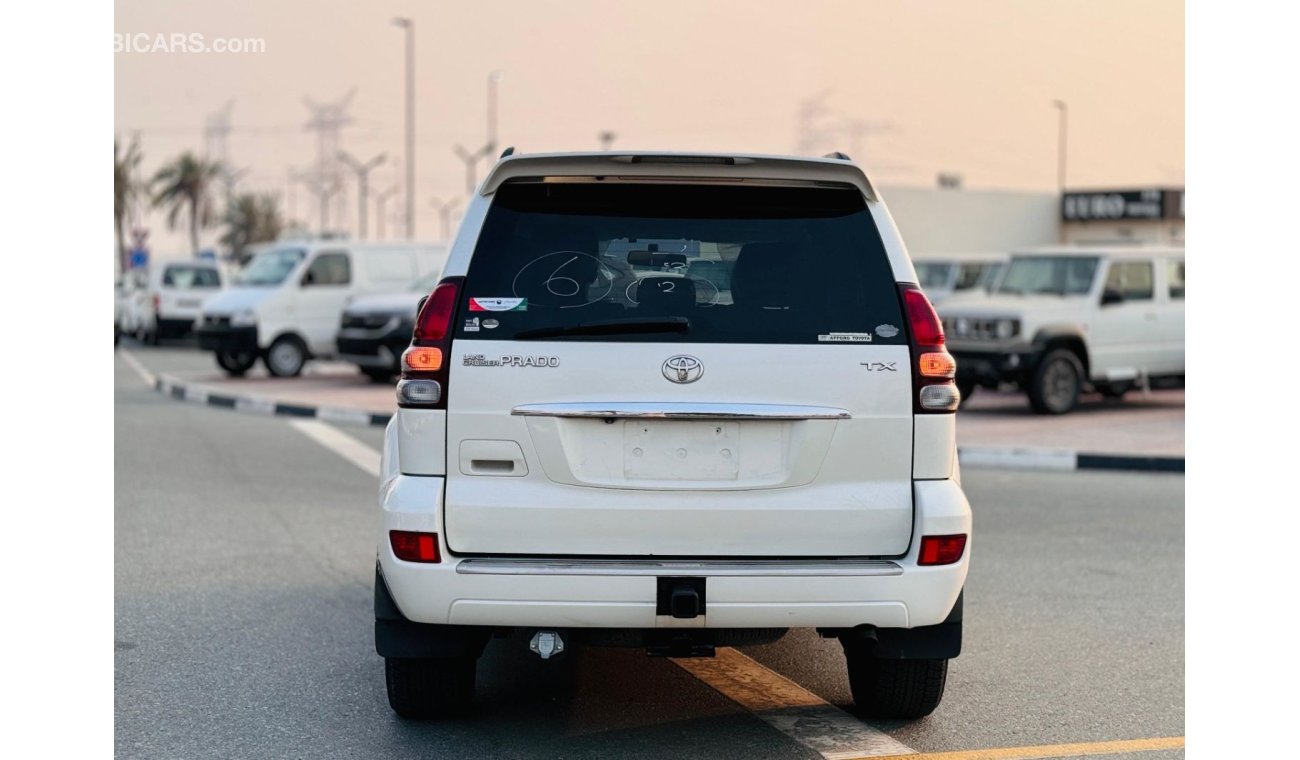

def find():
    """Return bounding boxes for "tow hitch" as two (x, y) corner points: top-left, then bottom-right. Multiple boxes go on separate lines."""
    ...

(528, 629), (566, 660)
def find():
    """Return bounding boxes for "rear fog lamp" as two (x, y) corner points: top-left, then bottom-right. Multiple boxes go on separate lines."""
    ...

(918, 534), (967, 566)
(390, 530), (441, 563)
(919, 384), (960, 411)
(397, 379), (441, 406)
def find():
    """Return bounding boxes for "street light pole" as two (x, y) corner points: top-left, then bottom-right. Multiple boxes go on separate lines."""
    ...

(1052, 99), (1068, 192)
(430, 196), (462, 242)
(487, 71), (503, 155)
(338, 150), (386, 239)
(374, 184), (399, 241)
(393, 17), (415, 239)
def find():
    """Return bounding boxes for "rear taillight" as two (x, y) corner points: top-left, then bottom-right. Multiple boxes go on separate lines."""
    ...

(900, 284), (959, 413)
(389, 530), (441, 563)
(918, 534), (967, 566)
(398, 276), (464, 410)
(152, 293), (160, 311)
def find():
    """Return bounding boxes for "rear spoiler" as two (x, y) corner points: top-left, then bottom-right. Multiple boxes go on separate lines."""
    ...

(478, 151), (878, 202)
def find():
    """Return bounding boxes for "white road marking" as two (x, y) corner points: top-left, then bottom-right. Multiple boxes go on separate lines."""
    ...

(958, 446), (1076, 471)
(117, 349), (156, 386)
(316, 406), (376, 427)
(289, 419), (382, 477)
(672, 648), (916, 758)
(285, 419), (915, 757)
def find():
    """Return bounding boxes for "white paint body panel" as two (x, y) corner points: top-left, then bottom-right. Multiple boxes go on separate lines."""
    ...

(377, 475), (969, 628)
(444, 341), (916, 557)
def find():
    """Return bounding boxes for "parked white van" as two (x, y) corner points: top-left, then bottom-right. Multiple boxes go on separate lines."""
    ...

(197, 241), (447, 377)
(122, 260), (225, 344)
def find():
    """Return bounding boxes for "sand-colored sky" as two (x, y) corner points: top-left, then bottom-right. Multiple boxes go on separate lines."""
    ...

(115, 0), (1183, 254)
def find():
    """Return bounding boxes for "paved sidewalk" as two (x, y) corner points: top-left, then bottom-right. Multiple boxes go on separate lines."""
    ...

(959, 388), (1185, 456)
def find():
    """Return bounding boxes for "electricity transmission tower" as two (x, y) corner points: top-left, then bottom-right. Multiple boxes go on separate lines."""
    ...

(204, 101), (245, 207)
(302, 90), (356, 235)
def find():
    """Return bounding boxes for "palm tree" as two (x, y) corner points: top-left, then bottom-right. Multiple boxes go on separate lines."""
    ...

(151, 152), (223, 256)
(221, 193), (284, 265)
(114, 136), (143, 272)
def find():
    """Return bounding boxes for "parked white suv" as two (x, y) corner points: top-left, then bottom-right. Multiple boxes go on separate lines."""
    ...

(940, 247), (1185, 413)
(375, 151), (971, 720)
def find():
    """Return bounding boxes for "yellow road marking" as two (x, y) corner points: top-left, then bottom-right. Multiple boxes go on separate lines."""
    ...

(864, 736), (1185, 760)
(672, 647), (915, 758)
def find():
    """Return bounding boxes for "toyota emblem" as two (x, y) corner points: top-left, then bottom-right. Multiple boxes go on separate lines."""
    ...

(662, 355), (703, 384)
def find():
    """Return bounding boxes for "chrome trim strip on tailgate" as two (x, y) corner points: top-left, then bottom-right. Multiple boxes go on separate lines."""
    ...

(456, 558), (902, 577)
(510, 402), (851, 420)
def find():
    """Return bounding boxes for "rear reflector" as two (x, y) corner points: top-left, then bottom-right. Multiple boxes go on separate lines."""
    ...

(390, 530), (441, 563)
(402, 346), (443, 372)
(919, 351), (957, 378)
(918, 534), (967, 566)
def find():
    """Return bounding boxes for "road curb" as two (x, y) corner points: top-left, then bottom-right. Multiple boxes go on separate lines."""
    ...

(130, 361), (394, 428)
(958, 446), (1184, 473)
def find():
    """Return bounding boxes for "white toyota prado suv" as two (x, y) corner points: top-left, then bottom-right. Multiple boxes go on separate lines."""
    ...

(375, 151), (971, 720)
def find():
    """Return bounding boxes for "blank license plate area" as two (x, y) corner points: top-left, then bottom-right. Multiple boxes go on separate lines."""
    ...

(623, 420), (740, 480)
(177, 298), (202, 308)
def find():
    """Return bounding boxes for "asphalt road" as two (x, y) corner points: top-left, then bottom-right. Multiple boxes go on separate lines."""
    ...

(115, 351), (1184, 759)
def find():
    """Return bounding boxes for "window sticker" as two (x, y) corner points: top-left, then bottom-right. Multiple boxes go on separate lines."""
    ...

(482, 318), (500, 329)
(875, 324), (899, 338)
(818, 332), (874, 343)
(464, 317), (481, 332)
(469, 297), (528, 312)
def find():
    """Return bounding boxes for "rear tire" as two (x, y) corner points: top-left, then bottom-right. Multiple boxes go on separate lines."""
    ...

(264, 336), (308, 377)
(384, 656), (477, 719)
(1027, 349), (1083, 415)
(216, 351), (257, 377)
(845, 649), (948, 719)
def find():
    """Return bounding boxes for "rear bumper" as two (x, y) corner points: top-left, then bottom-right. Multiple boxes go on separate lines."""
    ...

(336, 322), (410, 370)
(376, 474), (970, 631)
(155, 316), (198, 337)
(196, 324), (258, 354)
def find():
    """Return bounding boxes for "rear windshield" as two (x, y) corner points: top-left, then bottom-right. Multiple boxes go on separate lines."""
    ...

(455, 182), (906, 344)
(995, 256), (1099, 296)
(162, 265), (221, 289)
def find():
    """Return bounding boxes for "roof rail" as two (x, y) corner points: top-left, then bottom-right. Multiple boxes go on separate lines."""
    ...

(822, 151), (852, 161)
(499, 146), (515, 158)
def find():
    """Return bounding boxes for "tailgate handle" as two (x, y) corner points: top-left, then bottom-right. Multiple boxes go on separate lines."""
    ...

(458, 440), (528, 477)
(511, 402), (850, 420)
